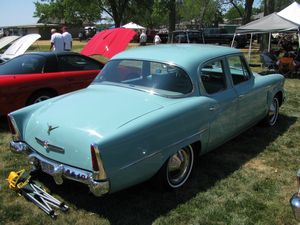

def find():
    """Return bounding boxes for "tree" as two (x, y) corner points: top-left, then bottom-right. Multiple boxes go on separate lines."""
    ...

(221, 0), (255, 24)
(34, 0), (102, 25)
(178, 0), (222, 27)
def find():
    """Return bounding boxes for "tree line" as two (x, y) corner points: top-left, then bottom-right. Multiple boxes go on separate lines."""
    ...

(34, 0), (299, 33)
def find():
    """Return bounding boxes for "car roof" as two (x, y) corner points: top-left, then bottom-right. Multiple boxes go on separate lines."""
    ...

(112, 44), (240, 69)
(23, 51), (84, 57)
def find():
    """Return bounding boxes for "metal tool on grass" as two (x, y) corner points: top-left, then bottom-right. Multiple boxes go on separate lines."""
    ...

(7, 169), (69, 219)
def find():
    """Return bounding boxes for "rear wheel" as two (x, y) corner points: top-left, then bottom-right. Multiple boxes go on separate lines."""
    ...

(263, 96), (279, 126)
(155, 145), (194, 189)
(27, 90), (56, 105)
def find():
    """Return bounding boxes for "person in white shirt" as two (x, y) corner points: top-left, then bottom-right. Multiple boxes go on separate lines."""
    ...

(62, 26), (73, 51)
(139, 30), (147, 46)
(50, 29), (64, 52)
(154, 34), (161, 45)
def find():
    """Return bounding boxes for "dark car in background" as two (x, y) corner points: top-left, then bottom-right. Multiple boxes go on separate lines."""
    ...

(171, 30), (204, 43)
(203, 28), (248, 48)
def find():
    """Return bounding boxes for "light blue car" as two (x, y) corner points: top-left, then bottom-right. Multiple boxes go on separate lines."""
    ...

(9, 44), (285, 196)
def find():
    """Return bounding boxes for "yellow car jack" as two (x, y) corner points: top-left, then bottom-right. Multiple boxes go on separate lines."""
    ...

(7, 169), (69, 219)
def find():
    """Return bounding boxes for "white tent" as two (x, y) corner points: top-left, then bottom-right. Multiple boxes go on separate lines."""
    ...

(278, 2), (300, 25)
(122, 22), (145, 30)
(236, 12), (299, 34)
(234, 2), (300, 62)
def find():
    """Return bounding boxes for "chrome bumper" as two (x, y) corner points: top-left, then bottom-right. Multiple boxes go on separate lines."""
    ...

(10, 141), (110, 197)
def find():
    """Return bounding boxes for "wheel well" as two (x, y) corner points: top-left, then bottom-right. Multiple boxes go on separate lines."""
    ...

(191, 141), (202, 157)
(26, 88), (58, 106)
(275, 91), (283, 107)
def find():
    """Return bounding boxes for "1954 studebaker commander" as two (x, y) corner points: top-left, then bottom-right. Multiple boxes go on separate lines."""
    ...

(9, 44), (284, 196)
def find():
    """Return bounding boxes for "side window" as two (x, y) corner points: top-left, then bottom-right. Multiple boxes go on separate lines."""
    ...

(227, 55), (251, 85)
(200, 60), (227, 94)
(58, 55), (102, 71)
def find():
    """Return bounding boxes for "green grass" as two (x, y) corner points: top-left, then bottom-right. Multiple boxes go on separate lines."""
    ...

(1, 43), (300, 224)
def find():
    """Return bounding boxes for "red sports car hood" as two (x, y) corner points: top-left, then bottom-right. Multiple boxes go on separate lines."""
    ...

(80, 28), (137, 59)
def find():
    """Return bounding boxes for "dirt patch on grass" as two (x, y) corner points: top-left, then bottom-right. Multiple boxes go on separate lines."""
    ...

(243, 159), (278, 174)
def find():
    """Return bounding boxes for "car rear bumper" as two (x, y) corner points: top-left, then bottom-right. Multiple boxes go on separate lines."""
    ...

(10, 141), (110, 197)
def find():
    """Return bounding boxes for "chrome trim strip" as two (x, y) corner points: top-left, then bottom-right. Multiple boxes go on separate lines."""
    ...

(120, 128), (208, 170)
(35, 137), (65, 154)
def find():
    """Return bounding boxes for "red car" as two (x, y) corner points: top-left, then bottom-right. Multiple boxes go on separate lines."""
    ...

(0, 52), (104, 115)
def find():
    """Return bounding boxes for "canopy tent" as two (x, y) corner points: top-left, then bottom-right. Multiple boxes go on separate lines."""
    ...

(278, 2), (300, 25)
(122, 22), (145, 30)
(234, 3), (300, 63)
(236, 12), (299, 34)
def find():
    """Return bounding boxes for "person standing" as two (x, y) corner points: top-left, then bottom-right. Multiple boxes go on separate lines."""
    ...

(154, 34), (161, 45)
(50, 28), (64, 52)
(62, 26), (73, 51)
(139, 30), (147, 46)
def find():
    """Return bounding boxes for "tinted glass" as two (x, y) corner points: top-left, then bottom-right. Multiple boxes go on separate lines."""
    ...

(0, 54), (45, 74)
(200, 60), (227, 94)
(58, 55), (102, 71)
(227, 55), (250, 85)
(173, 32), (188, 43)
(188, 32), (203, 43)
(93, 59), (193, 97)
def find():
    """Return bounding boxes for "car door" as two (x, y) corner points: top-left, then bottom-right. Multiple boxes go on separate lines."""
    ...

(199, 58), (238, 151)
(226, 55), (267, 131)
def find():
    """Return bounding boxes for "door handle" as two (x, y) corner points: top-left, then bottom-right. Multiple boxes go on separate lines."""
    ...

(209, 106), (216, 111)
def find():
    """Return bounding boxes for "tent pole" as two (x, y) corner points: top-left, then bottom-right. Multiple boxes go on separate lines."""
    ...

(248, 33), (253, 63)
(268, 32), (271, 52)
(231, 33), (236, 48)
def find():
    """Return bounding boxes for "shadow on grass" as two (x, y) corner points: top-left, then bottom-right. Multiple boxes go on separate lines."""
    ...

(32, 114), (296, 225)
(0, 116), (9, 133)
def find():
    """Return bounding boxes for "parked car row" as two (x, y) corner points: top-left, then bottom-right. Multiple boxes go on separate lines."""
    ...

(171, 28), (248, 48)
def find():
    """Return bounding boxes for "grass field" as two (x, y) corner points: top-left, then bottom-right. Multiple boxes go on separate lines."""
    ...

(0, 42), (300, 225)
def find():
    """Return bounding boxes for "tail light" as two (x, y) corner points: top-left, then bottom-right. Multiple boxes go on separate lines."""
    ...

(90, 144), (107, 180)
(91, 145), (100, 172)
(7, 114), (20, 140)
(7, 115), (16, 135)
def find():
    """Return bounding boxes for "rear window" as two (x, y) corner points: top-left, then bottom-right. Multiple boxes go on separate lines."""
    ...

(93, 59), (193, 97)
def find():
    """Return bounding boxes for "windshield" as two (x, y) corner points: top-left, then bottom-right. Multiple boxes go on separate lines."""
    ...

(93, 59), (193, 97)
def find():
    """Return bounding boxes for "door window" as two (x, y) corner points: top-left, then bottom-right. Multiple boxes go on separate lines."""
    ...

(200, 60), (227, 94)
(227, 55), (251, 85)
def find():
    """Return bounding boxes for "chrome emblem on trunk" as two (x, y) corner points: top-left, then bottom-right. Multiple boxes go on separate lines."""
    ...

(47, 124), (59, 135)
(35, 137), (65, 153)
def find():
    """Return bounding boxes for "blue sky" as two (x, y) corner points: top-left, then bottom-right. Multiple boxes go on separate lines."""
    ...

(0, 0), (261, 27)
(0, 0), (38, 26)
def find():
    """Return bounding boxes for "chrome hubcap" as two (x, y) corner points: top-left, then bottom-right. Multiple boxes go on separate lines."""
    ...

(268, 98), (279, 126)
(34, 95), (51, 103)
(167, 146), (193, 187)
